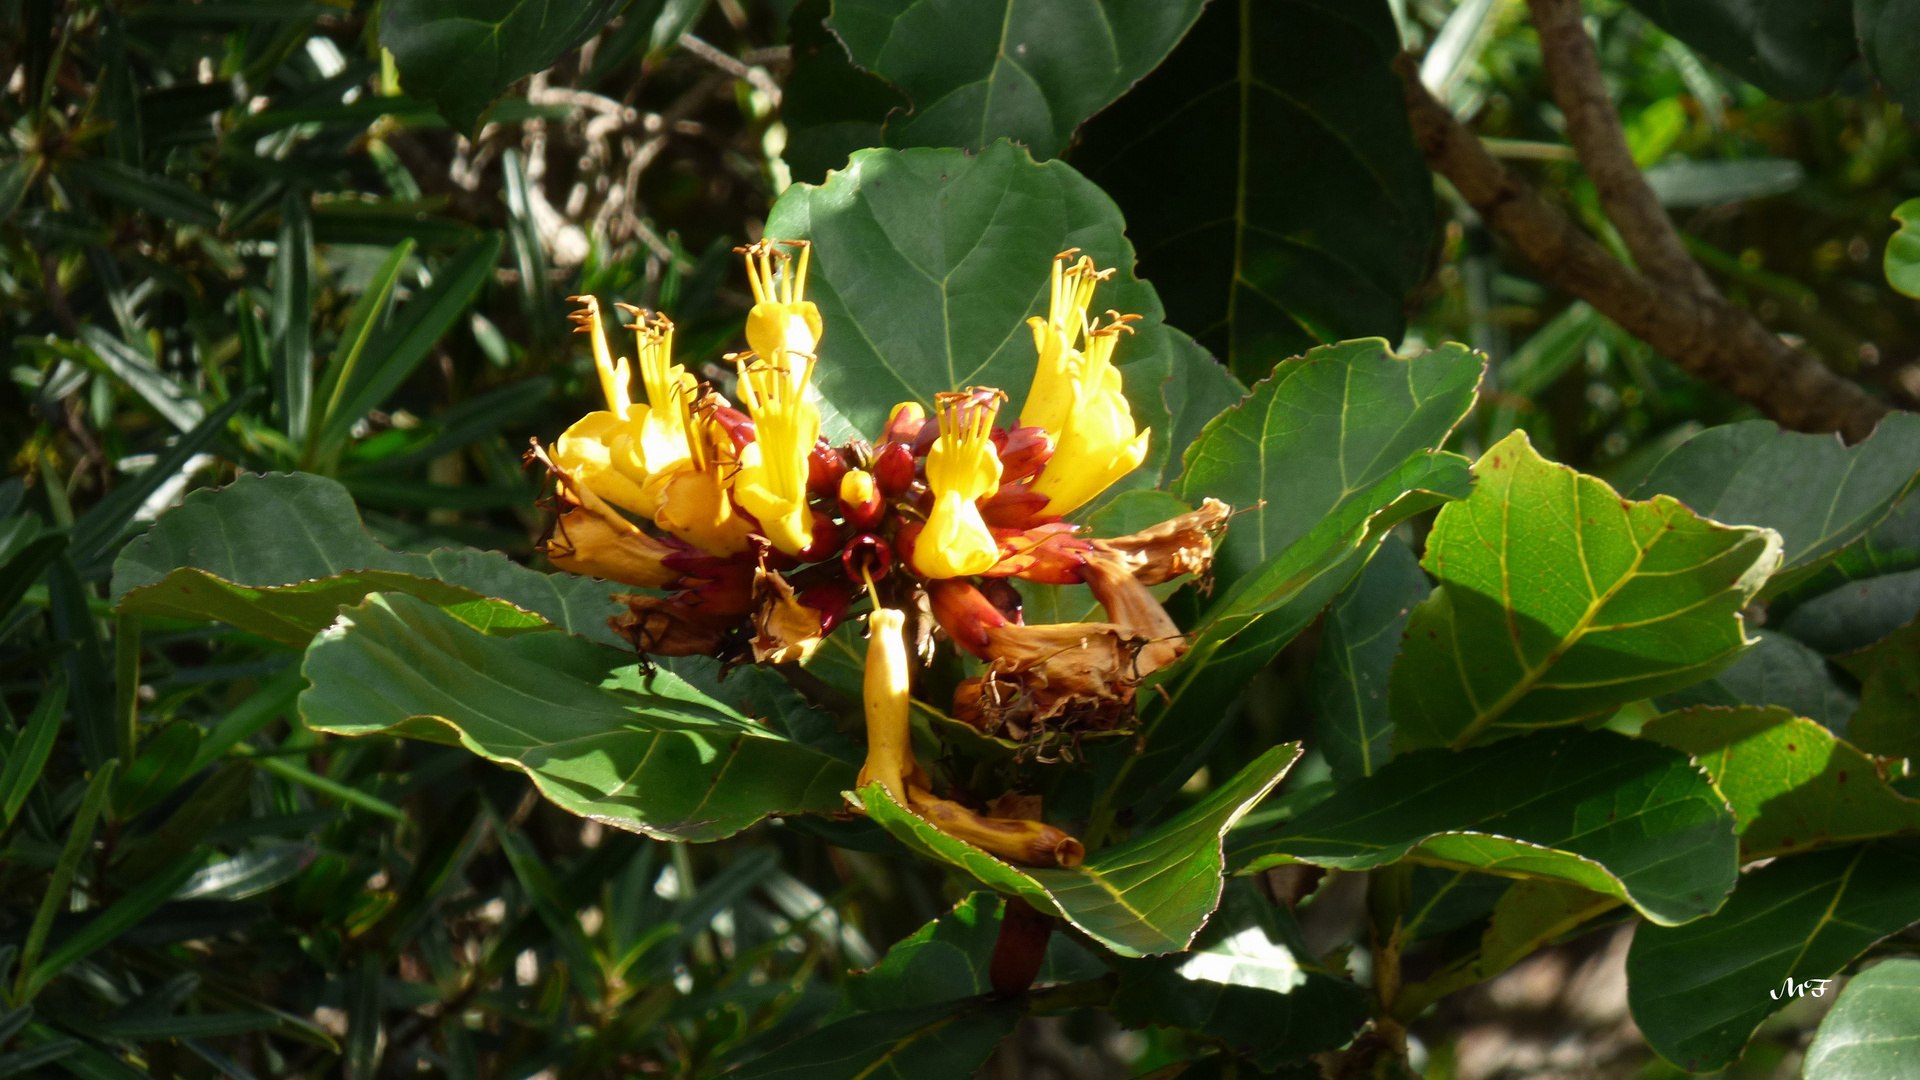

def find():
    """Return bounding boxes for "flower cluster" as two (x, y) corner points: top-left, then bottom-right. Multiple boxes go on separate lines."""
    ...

(535, 242), (1229, 867)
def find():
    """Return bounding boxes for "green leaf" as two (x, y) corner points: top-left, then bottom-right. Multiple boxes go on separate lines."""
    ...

(1835, 618), (1920, 758)
(1854, 1), (1920, 116)
(16, 762), (116, 1002)
(0, 674), (65, 826)
(77, 324), (206, 434)
(1642, 706), (1920, 861)
(1108, 880), (1369, 1069)
(110, 472), (625, 647)
(1074, 0), (1437, 380)
(828, 0), (1206, 160)
(1654, 630), (1857, 732)
(1803, 957), (1920, 1080)
(842, 892), (1105, 1014)
(726, 998), (1023, 1080)
(1888, 198), (1920, 299)
(301, 593), (857, 841)
(1232, 728), (1739, 927)
(68, 391), (256, 569)
(1173, 338), (1482, 590)
(381, 0), (626, 134)
(1618, 0), (1856, 100)
(780, 0), (906, 185)
(60, 159), (219, 227)
(272, 190), (315, 447)
(1631, 415), (1920, 596)
(1626, 839), (1920, 1073)
(1390, 430), (1783, 752)
(315, 240), (415, 445)
(1777, 489), (1920, 609)
(762, 141), (1228, 447)
(23, 858), (201, 999)
(861, 744), (1299, 956)
(1313, 537), (1427, 785)
(113, 721), (203, 819)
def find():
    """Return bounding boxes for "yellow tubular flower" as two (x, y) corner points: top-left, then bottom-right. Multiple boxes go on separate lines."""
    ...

(742, 240), (823, 391)
(1019, 252), (1104, 436)
(732, 355), (821, 555)
(1029, 319), (1150, 516)
(856, 606), (918, 807)
(617, 306), (699, 478)
(912, 394), (1004, 579)
(653, 411), (755, 556)
(557, 297), (661, 516)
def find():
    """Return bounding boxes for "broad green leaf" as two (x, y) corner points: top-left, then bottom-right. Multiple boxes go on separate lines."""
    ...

(1778, 568), (1920, 654)
(1619, 0), (1856, 100)
(1836, 619), (1920, 759)
(110, 472), (624, 647)
(1312, 536), (1428, 784)
(860, 744), (1299, 956)
(1776, 490), (1920, 609)
(1173, 339), (1481, 590)
(827, 0), (1206, 160)
(1627, 839), (1920, 1073)
(1096, 450), (1472, 824)
(841, 892), (1105, 1014)
(1654, 631), (1857, 733)
(781, 0), (907, 185)
(1232, 729), (1739, 927)
(1642, 706), (1920, 861)
(726, 998), (1022, 1080)
(381, 0), (626, 134)
(1631, 414), (1920, 596)
(301, 594), (857, 841)
(1890, 197), (1920, 299)
(1402, 866), (1514, 941)
(1803, 957), (1920, 1080)
(762, 141), (1233, 451)
(1855, 2), (1920, 116)
(1108, 881), (1369, 1068)
(1073, 0), (1436, 381)
(1390, 431), (1783, 752)
(1396, 879), (1620, 1019)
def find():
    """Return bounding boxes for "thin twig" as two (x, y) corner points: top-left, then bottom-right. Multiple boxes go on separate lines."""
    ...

(678, 33), (782, 107)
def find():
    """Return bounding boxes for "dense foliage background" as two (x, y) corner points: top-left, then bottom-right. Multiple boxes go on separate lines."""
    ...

(3, 0), (1920, 1078)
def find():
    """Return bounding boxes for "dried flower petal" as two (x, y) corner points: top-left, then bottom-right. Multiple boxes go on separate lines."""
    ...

(1082, 547), (1188, 676)
(903, 785), (1084, 868)
(1091, 497), (1232, 586)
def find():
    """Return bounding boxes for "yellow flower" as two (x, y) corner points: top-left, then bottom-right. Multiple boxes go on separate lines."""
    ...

(911, 393), (1003, 579)
(732, 353), (821, 556)
(741, 239), (822, 388)
(653, 404), (755, 556)
(1018, 254), (1150, 517)
(554, 298), (698, 517)
(855, 605), (919, 807)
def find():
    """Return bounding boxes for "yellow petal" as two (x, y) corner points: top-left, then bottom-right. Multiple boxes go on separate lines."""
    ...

(556, 410), (661, 517)
(855, 607), (919, 807)
(911, 489), (1000, 578)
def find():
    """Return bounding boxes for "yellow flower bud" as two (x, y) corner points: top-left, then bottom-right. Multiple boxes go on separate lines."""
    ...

(911, 394), (1003, 579)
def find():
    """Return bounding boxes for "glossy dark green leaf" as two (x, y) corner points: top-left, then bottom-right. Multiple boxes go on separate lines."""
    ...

(1654, 630), (1857, 733)
(110, 472), (624, 647)
(381, 0), (626, 134)
(841, 892), (1105, 1013)
(1233, 729), (1739, 926)
(1642, 706), (1920, 861)
(301, 593), (857, 841)
(47, 555), (115, 770)
(1073, 0), (1435, 381)
(1803, 957), (1920, 1080)
(1632, 415), (1920, 596)
(779, 0), (906, 185)
(762, 141), (1235, 452)
(728, 998), (1022, 1080)
(61, 159), (219, 227)
(1391, 431), (1783, 752)
(828, 0), (1205, 160)
(862, 744), (1299, 956)
(1835, 618), (1920, 758)
(0, 674), (65, 826)
(1618, 0), (1856, 100)
(1627, 839), (1920, 1073)
(24, 857), (198, 999)
(1109, 881), (1369, 1069)
(1313, 537), (1427, 785)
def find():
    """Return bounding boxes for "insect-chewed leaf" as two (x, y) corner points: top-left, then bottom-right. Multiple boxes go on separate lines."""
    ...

(1391, 430), (1783, 752)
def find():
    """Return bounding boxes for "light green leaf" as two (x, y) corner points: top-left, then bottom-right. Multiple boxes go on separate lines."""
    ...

(762, 141), (1231, 454)
(1642, 706), (1920, 861)
(301, 593), (857, 841)
(860, 744), (1300, 956)
(1891, 198), (1920, 299)
(828, 0), (1206, 160)
(1627, 839), (1920, 1073)
(1232, 728), (1739, 927)
(1391, 430), (1783, 752)
(1074, 0), (1436, 380)
(110, 472), (624, 647)
(1631, 414), (1920, 596)
(1313, 536), (1428, 784)
(381, 0), (626, 134)
(1804, 957), (1920, 1080)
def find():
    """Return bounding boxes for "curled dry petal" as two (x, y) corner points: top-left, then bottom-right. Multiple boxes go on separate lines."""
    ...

(986, 522), (1089, 584)
(1081, 547), (1188, 676)
(611, 594), (730, 656)
(534, 443), (684, 590)
(903, 785), (1084, 868)
(952, 622), (1142, 739)
(1090, 497), (1232, 586)
(750, 565), (831, 664)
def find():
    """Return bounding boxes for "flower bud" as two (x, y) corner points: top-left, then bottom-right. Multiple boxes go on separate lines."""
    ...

(883, 401), (926, 445)
(839, 469), (884, 530)
(927, 579), (1009, 659)
(995, 426), (1053, 484)
(873, 442), (916, 496)
(855, 607), (923, 806)
(808, 439), (849, 495)
(794, 508), (842, 563)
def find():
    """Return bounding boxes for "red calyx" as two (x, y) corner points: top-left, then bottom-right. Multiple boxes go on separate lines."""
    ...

(710, 404), (755, 450)
(794, 509), (843, 563)
(873, 442), (916, 497)
(927, 579), (1010, 659)
(842, 533), (893, 583)
(883, 403), (926, 446)
(995, 426), (1052, 484)
(985, 523), (1088, 585)
(807, 439), (849, 495)
(979, 483), (1056, 531)
(989, 897), (1055, 995)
